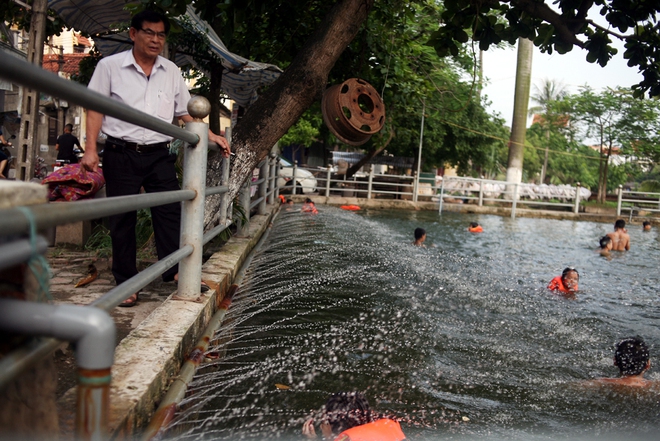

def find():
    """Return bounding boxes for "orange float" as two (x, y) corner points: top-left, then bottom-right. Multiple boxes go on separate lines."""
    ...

(341, 205), (361, 211)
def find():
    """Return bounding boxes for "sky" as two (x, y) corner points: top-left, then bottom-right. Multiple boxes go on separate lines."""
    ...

(481, 37), (643, 128)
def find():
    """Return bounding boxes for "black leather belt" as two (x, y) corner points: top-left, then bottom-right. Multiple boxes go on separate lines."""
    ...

(106, 136), (169, 153)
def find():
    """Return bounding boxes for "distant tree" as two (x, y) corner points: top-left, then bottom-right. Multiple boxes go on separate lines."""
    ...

(528, 79), (568, 184)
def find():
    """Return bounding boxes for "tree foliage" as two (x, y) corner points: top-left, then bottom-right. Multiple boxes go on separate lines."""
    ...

(428, 0), (660, 98)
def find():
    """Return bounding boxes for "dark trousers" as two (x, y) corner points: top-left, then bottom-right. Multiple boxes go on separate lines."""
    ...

(103, 143), (181, 284)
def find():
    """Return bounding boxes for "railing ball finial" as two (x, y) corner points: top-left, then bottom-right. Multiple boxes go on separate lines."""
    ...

(188, 95), (211, 121)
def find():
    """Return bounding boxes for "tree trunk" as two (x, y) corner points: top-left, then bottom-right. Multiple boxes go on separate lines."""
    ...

(506, 37), (533, 185)
(597, 125), (606, 203)
(203, 0), (374, 230)
(345, 126), (394, 178)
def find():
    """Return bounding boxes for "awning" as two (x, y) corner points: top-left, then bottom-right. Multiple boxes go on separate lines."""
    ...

(46, 1), (282, 107)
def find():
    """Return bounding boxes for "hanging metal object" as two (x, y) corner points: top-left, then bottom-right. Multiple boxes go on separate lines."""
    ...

(321, 78), (386, 146)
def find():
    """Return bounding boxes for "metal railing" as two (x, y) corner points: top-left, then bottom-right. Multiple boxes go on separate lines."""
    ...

(616, 185), (660, 220)
(289, 162), (427, 201)
(0, 50), (280, 440)
(438, 176), (585, 219)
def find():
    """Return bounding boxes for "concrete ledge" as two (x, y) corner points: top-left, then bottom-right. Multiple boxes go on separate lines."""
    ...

(56, 207), (279, 438)
(0, 180), (47, 209)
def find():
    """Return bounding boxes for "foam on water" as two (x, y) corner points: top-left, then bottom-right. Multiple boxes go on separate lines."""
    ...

(165, 208), (660, 441)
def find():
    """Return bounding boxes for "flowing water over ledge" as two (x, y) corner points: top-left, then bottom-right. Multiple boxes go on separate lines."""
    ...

(166, 207), (660, 441)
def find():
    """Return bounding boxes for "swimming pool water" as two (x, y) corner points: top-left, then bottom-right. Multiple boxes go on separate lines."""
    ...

(167, 208), (660, 441)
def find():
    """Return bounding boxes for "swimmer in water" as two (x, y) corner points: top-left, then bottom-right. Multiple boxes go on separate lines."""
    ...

(413, 227), (426, 247)
(302, 391), (406, 441)
(587, 336), (656, 387)
(301, 198), (318, 214)
(606, 219), (630, 251)
(547, 267), (579, 297)
(643, 221), (651, 231)
(467, 222), (483, 233)
(598, 235), (613, 257)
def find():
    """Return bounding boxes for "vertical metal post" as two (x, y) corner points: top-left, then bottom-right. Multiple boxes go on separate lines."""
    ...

(177, 96), (209, 299)
(76, 368), (111, 441)
(438, 178), (445, 214)
(236, 180), (250, 237)
(274, 158), (281, 201)
(267, 155), (275, 205)
(412, 171), (419, 203)
(325, 168), (331, 197)
(292, 161), (298, 195)
(478, 180), (484, 207)
(258, 160), (268, 215)
(511, 183), (518, 219)
(616, 185), (623, 216)
(573, 182), (581, 214)
(367, 168), (374, 199)
(219, 126), (231, 225)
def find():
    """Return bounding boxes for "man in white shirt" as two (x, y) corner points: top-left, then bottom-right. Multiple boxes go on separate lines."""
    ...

(81, 10), (231, 306)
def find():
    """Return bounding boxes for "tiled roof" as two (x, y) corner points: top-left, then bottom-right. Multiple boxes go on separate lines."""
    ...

(75, 33), (92, 47)
(42, 53), (88, 76)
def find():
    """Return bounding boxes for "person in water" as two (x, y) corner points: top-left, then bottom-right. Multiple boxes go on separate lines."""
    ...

(302, 391), (406, 441)
(467, 222), (483, 233)
(413, 227), (426, 246)
(598, 235), (613, 257)
(547, 267), (579, 295)
(588, 336), (654, 387)
(301, 198), (318, 214)
(643, 220), (651, 231)
(606, 219), (630, 251)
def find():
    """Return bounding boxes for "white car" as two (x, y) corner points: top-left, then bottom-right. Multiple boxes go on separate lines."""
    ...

(278, 158), (317, 194)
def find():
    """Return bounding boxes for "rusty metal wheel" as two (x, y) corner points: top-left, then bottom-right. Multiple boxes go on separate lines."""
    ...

(321, 78), (385, 146)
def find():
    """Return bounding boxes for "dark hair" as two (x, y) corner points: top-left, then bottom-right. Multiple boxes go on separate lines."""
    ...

(561, 267), (578, 280)
(614, 219), (626, 230)
(414, 227), (426, 240)
(643, 221), (651, 227)
(322, 392), (372, 434)
(305, 198), (313, 204)
(614, 336), (649, 376)
(599, 236), (611, 248)
(64, 123), (73, 131)
(469, 222), (479, 228)
(131, 10), (170, 34)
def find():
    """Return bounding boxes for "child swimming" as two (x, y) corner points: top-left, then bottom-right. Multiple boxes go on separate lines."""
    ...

(547, 267), (579, 296)
(468, 222), (483, 233)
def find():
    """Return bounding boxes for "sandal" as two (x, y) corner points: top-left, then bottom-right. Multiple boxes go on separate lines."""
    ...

(118, 292), (139, 307)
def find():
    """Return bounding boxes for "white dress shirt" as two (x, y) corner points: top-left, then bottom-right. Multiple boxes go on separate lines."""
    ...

(88, 50), (191, 144)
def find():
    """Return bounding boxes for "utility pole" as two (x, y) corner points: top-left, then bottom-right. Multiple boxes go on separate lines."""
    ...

(17, 0), (48, 181)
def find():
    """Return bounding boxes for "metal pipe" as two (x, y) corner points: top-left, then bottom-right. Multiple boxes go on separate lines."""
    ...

(617, 185), (623, 216)
(478, 181), (484, 207)
(203, 220), (233, 246)
(438, 178), (445, 214)
(259, 160), (268, 215)
(141, 284), (239, 441)
(0, 190), (195, 236)
(219, 128), (231, 225)
(0, 51), (198, 145)
(177, 97), (210, 300)
(367, 168), (373, 199)
(204, 185), (229, 196)
(325, 167), (331, 197)
(250, 196), (264, 210)
(0, 235), (48, 271)
(267, 156), (275, 205)
(574, 183), (581, 214)
(0, 299), (115, 441)
(91, 245), (192, 311)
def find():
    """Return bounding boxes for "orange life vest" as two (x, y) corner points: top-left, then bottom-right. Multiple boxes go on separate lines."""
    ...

(468, 226), (483, 233)
(547, 276), (577, 293)
(301, 203), (318, 214)
(334, 419), (406, 441)
(278, 195), (286, 203)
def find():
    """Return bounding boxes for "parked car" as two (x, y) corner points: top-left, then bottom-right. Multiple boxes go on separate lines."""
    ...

(278, 158), (317, 194)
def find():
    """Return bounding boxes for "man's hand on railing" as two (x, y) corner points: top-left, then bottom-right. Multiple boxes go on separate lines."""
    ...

(209, 130), (231, 158)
